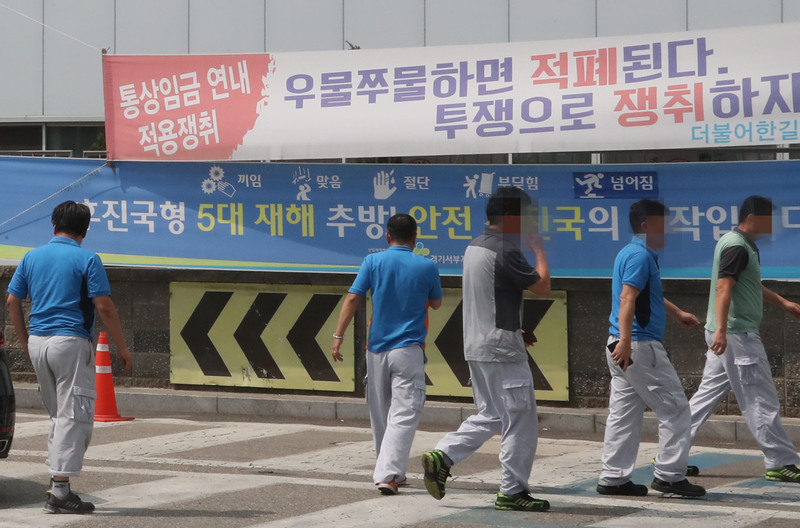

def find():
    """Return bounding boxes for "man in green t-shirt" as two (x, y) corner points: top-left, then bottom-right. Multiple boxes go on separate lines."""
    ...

(688, 195), (800, 482)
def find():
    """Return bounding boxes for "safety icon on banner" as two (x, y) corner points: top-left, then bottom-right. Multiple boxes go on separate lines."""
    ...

(201, 165), (237, 197)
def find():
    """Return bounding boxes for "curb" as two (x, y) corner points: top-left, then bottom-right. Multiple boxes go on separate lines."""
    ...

(13, 383), (800, 443)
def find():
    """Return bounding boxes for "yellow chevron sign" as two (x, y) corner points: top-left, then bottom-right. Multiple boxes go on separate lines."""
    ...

(170, 282), (354, 391)
(371, 289), (568, 400)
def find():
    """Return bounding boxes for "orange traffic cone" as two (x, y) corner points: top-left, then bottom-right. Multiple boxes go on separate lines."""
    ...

(94, 332), (134, 422)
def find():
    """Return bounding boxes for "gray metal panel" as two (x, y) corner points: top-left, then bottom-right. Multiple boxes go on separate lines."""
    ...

(510, 0), (596, 41)
(42, 0), (114, 118)
(598, 0), (686, 36)
(689, 0), (782, 29)
(786, 0), (800, 22)
(189, 0), (265, 53)
(116, 0), (189, 54)
(425, 0), (509, 46)
(266, 0), (343, 51)
(343, 0), (424, 49)
(0, 0), (43, 118)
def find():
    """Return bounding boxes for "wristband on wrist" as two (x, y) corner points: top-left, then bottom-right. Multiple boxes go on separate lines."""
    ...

(332, 334), (344, 339)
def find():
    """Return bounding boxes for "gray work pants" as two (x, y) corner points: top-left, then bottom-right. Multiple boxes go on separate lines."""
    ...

(29, 335), (96, 477)
(600, 337), (691, 486)
(366, 345), (426, 484)
(689, 331), (799, 469)
(435, 360), (538, 495)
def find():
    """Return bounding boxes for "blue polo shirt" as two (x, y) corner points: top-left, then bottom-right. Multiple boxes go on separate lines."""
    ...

(349, 245), (443, 353)
(7, 237), (111, 339)
(609, 235), (666, 342)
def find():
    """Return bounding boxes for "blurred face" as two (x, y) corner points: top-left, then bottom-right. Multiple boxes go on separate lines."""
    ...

(752, 214), (773, 236)
(501, 214), (522, 234)
(501, 204), (538, 235)
(643, 214), (666, 250)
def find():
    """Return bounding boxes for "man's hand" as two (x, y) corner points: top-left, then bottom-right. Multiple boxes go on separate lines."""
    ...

(611, 338), (633, 372)
(525, 232), (545, 254)
(522, 330), (536, 347)
(676, 311), (700, 329)
(783, 299), (800, 322)
(118, 345), (132, 372)
(331, 339), (344, 362)
(710, 329), (727, 355)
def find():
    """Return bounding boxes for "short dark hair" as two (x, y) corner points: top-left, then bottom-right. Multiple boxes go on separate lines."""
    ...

(52, 200), (92, 237)
(629, 199), (667, 234)
(739, 195), (775, 223)
(387, 213), (417, 243)
(486, 186), (533, 224)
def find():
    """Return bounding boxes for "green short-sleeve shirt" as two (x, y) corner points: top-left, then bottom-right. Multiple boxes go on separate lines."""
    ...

(706, 229), (762, 334)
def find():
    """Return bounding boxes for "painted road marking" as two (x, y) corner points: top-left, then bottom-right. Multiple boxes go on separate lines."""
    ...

(5, 415), (800, 527)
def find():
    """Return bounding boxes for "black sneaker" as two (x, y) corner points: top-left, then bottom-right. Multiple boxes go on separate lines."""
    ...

(651, 478), (706, 498)
(494, 491), (550, 511)
(596, 480), (648, 496)
(44, 492), (95, 514)
(422, 449), (451, 500)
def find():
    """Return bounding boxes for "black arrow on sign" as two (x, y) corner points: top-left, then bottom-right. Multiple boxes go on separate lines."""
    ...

(433, 301), (471, 387)
(522, 298), (555, 391)
(181, 291), (233, 377)
(286, 294), (341, 382)
(234, 292), (287, 379)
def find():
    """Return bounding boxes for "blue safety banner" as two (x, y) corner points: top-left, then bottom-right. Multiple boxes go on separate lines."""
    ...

(0, 156), (798, 279)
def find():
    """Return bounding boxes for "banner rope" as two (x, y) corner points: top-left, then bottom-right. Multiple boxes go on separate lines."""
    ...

(0, 2), (105, 53)
(0, 162), (106, 233)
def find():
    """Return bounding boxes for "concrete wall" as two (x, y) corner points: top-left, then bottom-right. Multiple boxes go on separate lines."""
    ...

(4, 266), (800, 416)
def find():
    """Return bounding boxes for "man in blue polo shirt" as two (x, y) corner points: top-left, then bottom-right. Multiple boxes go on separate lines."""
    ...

(331, 213), (442, 495)
(597, 199), (705, 498)
(7, 200), (131, 514)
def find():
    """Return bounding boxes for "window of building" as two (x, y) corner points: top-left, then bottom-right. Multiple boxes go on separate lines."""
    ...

(45, 125), (105, 158)
(0, 125), (42, 152)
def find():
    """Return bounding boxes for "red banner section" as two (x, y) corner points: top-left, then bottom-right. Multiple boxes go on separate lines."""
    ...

(103, 54), (274, 160)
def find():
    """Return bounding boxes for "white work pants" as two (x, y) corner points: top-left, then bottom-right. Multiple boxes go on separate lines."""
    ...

(435, 360), (538, 495)
(599, 338), (691, 486)
(28, 335), (96, 477)
(689, 331), (799, 469)
(366, 345), (426, 484)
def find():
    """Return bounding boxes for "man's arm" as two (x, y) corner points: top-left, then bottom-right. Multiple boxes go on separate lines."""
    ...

(429, 298), (443, 310)
(711, 277), (735, 355)
(613, 284), (639, 372)
(526, 234), (551, 297)
(331, 292), (364, 362)
(93, 295), (132, 371)
(763, 285), (800, 321)
(6, 294), (28, 356)
(664, 298), (700, 328)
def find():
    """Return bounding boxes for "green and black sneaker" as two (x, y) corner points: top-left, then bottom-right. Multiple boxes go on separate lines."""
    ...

(494, 491), (550, 512)
(422, 449), (451, 500)
(766, 464), (800, 483)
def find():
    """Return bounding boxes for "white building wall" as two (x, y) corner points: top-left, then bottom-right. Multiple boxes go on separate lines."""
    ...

(0, 0), (795, 122)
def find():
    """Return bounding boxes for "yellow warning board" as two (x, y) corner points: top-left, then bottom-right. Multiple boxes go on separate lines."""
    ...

(371, 288), (568, 401)
(170, 282), (354, 391)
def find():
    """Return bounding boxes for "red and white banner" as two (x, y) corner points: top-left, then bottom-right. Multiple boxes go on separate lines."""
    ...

(102, 23), (800, 161)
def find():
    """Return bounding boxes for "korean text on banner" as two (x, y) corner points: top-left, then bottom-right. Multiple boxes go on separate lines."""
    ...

(102, 23), (800, 161)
